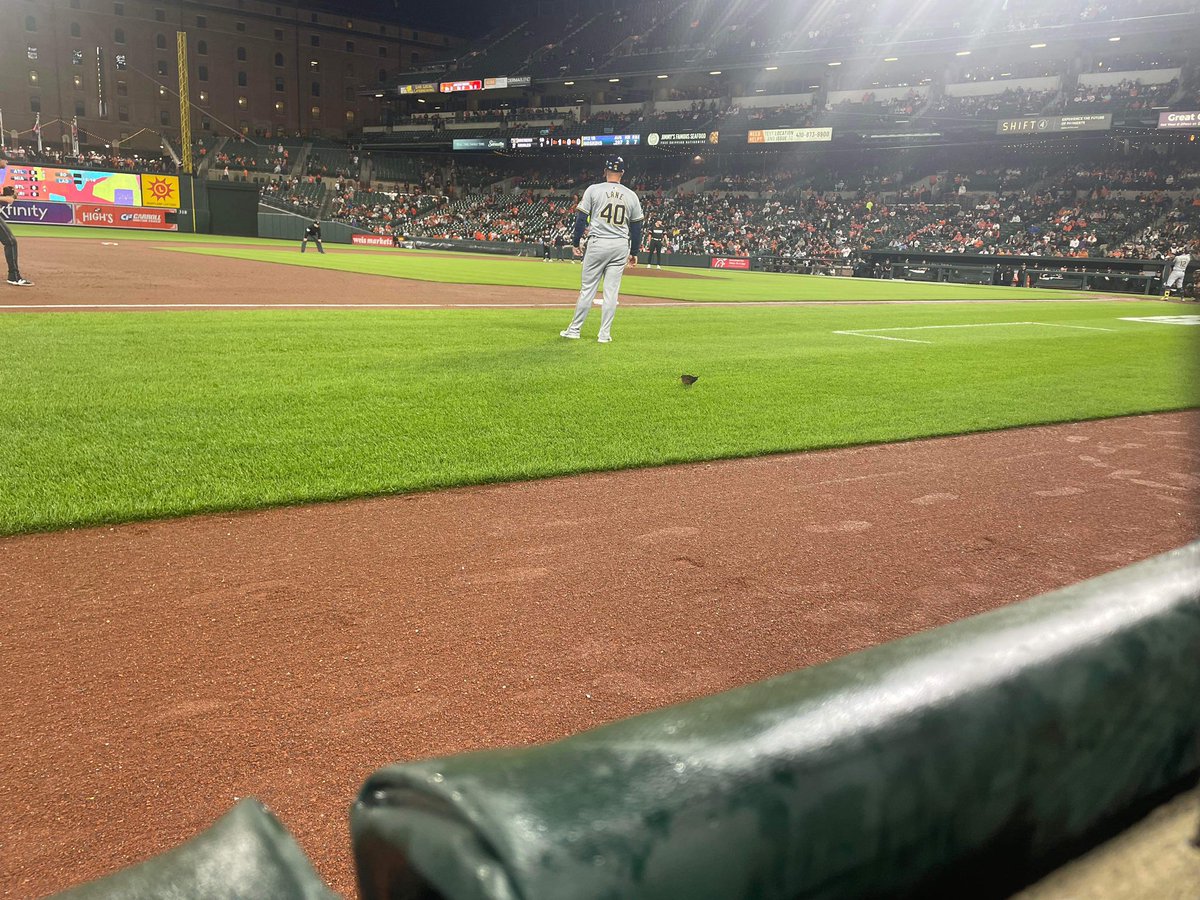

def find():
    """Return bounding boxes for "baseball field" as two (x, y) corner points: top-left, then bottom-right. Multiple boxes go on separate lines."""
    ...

(2, 227), (1198, 896)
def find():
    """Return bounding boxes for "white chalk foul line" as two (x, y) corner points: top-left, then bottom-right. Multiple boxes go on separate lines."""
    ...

(835, 321), (1117, 343)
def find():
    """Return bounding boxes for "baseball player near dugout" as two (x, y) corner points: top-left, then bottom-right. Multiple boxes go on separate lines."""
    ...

(561, 155), (644, 343)
(0, 162), (34, 287)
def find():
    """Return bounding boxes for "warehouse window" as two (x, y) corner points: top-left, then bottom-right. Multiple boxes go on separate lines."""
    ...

(198, 90), (208, 102)
(73, 73), (83, 88)
(197, 40), (207, 55)
(156, 33), (167, 49)
(116, 79), (127, 96)
(29, 70), (39, 85)
(198, 65), (208, 81)
(310, 105), (320, 117)
(237, 71), (247, 86)
(70, 22), (81, 36)
(311, 81), (320, 96)
(274, 52), (284, 66)
(237, 46), (246, 60)
(114, 28), (125, 43)
(75, 100), (86, 116)
(274, 100), (284, 112)
(160, 109), (170, 125)
(237, 96), (247, 108)
(310, 34), (319, 47)
(274, 28), (283, 40)
(235, 21), (245, 32)
(345, 40), (354, 52)
(156, 59), (168, 75)
(378, 45), (386, 57)
(113, 2), (124, 15)
(118, 104), (128, 121)
(275, 77), (284, 91)
(30, 96), (42, 113)
(195, 15), (206, 27)
(155, 9), (165, 22)
(25, 15), (37, 31)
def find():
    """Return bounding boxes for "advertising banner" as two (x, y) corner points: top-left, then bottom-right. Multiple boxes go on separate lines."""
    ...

(747, 127), (832, 144)
(508, 76), (531, 87)
(1158, 111), (1200, 129)
(452, 138), (507, 151)
(996, 114), (1111, 135)
(440, 79), (483, 93)
(581, 134), (641, 147)
(710, 257), (751, 270)
(0, 200), (75, 225)
(483, 77), (509, 90)
(509, 136), (536, 149)
(646, 132), (714, 146)
(140, 174), (180, 208)
(73, 205), (177, 230)
(352, 234), (396, 246)
(399, 82), (439, 95)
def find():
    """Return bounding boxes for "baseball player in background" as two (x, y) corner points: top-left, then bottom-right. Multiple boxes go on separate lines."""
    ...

(301, 220), (325, 254)
(561, 156), (643, 344)
(0, 171), (34, 286)
(1162, 247), (1191, 298)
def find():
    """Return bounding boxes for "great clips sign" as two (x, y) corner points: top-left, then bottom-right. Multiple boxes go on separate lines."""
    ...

(710, 257), (751, 270)
(0, 200), (75, 224)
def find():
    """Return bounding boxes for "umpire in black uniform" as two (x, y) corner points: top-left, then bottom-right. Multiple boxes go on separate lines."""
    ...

(301, 220), (325, 254)
(647, 221), (666, 269)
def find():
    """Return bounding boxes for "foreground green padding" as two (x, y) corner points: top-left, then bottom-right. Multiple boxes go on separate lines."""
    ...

(352, 543), (1200, 900)
(52, 799), (337, 899)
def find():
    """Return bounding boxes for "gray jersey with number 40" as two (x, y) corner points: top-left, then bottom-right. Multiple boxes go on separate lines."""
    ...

(578, 182), (644, 243)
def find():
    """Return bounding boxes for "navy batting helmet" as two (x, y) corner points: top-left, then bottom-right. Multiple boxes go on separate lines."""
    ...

(604, 155), (625, 173)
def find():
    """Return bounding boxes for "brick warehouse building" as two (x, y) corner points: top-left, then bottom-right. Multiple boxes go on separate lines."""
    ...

(0, 0), (461, 150)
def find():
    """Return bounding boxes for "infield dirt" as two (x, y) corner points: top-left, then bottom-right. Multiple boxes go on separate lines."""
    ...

(1, 410), (1196, 897)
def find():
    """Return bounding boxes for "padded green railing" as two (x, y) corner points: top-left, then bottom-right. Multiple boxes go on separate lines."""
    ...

(352, 542), (1200, 900)
(51, 799), (337, 899)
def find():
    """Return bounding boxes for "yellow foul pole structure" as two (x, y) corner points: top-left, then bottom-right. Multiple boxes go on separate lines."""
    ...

(176, 31), (193, 175)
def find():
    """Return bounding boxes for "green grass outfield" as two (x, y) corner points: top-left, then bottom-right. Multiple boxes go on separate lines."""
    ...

(1, 300), (1195, 535)
(12, 224), (1096, 301)
(166, 244), (1095, 302)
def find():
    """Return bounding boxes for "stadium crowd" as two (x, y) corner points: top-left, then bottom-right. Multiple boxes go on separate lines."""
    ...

(311, 152), (1197, 265)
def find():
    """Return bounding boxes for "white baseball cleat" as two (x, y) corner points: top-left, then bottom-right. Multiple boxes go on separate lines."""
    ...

(592, 298), (602, 306)
(560, 330), (581, 339)
(597, 335), (612, 343)
(7, 278), (33, 286)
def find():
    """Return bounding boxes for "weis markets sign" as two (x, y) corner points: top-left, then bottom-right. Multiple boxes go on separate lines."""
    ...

(0, 200), (74, 224)
(1158, 111), (1200, 129)
(352, 234), (395, 246)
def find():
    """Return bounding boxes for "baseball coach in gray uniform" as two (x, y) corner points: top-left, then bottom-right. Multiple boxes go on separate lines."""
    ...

(561, 156), (644, 344)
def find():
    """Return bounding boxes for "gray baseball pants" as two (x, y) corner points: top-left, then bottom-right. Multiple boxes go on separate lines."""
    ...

(566, 238), (629, 339)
